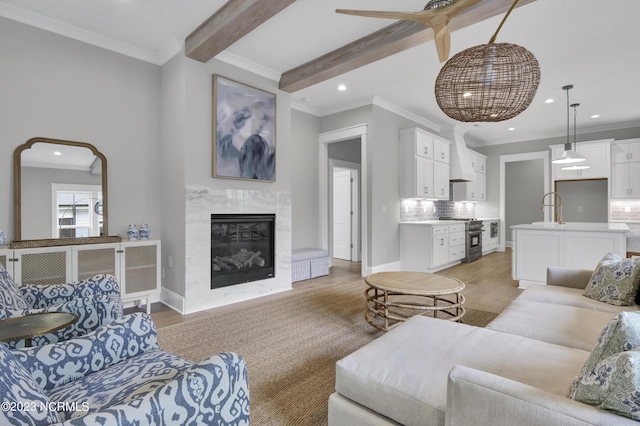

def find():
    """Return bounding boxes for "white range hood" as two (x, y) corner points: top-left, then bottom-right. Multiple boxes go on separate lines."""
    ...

(440, 126), (475, 182)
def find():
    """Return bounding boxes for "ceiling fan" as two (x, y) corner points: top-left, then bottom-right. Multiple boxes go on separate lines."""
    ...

(336, 0), (481, 62)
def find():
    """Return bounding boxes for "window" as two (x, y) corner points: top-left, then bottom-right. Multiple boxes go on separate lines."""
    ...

(51, 184), (102, 238)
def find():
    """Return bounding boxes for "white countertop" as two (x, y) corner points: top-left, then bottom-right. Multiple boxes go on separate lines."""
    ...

(511, 222), (630, 233)
(400, 220), (459, 225)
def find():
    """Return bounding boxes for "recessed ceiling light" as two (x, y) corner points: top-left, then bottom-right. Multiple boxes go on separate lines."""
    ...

(545, 98), (554, 104)
(302, 97), (312, 103)
(463, 92), (472, 98)
(337, 84), (346, 91)
(508, 127), (515, 131)
(53, 151), (62, 156)
(591, 114), (600, 119)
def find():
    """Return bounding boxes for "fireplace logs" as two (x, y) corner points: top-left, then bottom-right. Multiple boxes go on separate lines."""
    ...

(212, 249), (265, 271)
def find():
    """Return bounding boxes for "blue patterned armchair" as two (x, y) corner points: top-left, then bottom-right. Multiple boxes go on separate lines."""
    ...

(0, 313), (250, 425)
(0, 264), (123, 348)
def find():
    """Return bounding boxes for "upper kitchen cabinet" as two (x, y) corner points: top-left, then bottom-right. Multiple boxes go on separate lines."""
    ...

(550, 139), (612, 181)
(452, 149), (486, 202)
(612, 139), (640, 163)
(399, 128), (451, 200)
(611, 138), (640, 199)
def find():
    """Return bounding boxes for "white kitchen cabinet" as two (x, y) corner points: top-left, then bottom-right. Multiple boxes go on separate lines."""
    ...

(400, 128), (451, 200)
(611, 139), (640, 199)
(611, 162), (640, 199)
(400, 222), (466, 272)
(0, 240), (161, 313)
(611, 139), (640, 164)
(452, 150), (486, 202)
(433, 138), (450, 163)
(551, 139), (611, 181)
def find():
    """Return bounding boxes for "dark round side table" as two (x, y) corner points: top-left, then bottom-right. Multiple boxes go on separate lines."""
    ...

(0, 312), (78, 347)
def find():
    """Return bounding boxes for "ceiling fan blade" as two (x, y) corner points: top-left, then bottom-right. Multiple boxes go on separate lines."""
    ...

(336, 9), (435, 24)
(432, 22), (451, 63)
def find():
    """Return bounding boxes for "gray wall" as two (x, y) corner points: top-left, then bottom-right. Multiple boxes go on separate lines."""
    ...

(556, 180), (608, 222)
(505, 160), (544, 242)
(328, 138), (361, 163)
(291, 109), (321, 249)
(0, 17), (162, 241)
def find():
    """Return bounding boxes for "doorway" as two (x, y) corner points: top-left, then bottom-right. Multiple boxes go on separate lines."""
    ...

(319, 124), (368, 276)
(499, 151), (551, 250)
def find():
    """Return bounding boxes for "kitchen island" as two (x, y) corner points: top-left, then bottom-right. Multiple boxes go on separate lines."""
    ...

(511, 222), (629, 288)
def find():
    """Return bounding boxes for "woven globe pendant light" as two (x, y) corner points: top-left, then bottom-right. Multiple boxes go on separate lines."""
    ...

(434, 0), (540, 122)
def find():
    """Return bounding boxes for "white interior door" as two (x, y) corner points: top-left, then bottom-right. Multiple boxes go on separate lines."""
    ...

(333, 168), (352, 260)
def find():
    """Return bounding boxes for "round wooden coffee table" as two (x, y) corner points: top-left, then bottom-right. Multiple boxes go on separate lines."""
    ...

(365, 271), (465, 331)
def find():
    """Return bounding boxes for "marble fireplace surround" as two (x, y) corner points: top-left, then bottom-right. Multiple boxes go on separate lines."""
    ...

(185, 186), (292, 314)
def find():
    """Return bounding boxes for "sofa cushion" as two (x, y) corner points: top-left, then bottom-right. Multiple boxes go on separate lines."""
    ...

(486, 299), (615, 351)
(517, 284), (640, 314)
(571, 349), (640, 421)
(571, 311), (640, 398)
(0, 342), (61, 425)
(583, 253), (640, 306)
(0, 264), (30, 319)
(335, 315), (590, 426)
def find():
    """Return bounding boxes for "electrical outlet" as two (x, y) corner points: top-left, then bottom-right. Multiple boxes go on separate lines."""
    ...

(382, 249), (387, 258)
(625, 206), (632, 213)
(578, 206), (583, 213)
(381, 205), (387, 214)
(168, 256), (173, 268)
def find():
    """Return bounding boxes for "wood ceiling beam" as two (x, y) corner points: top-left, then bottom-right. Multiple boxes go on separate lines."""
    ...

(279, 0), (536, 93)
(186, 0), (297, 63)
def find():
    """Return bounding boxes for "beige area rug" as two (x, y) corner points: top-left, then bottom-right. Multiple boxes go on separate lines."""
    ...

(157, 279), (498, 426)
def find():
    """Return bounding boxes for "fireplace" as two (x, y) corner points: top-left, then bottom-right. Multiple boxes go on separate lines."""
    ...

(211, 214), (275, 289)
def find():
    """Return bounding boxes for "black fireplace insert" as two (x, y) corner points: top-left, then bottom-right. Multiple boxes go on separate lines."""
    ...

(211, 214), (275, 289)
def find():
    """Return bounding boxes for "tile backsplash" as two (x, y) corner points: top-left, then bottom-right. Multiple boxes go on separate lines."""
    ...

(400, 199), (475, 222)
(610, 200), (640, 223)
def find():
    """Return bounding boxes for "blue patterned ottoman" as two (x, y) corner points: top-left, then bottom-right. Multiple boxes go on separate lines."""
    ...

(292, 248), (329, 282)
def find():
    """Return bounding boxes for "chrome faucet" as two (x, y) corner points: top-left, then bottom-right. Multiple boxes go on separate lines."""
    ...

(541, 192), (563, 224)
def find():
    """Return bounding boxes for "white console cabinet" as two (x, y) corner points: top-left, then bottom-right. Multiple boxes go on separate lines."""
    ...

(0, 240), (160, 314)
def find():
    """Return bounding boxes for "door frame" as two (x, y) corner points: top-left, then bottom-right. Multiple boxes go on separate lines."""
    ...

(499, 151), (551, 251)
(319, 124), (368, 276)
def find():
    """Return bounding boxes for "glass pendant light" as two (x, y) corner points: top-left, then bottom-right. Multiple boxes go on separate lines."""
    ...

(552, 85), (587, 165)
(561, 102), (590, 170)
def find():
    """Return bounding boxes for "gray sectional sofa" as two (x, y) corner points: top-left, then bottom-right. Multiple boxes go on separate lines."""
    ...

(328, 266), (640, 426)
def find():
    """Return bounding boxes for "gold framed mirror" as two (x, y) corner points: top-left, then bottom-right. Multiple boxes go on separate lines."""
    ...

(13, 137), (109, 242)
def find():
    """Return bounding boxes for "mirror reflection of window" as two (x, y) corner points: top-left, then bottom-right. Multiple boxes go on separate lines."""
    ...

(52, 184), (102, 238)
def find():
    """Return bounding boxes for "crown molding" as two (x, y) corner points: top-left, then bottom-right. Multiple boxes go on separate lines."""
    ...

(0, 2), (168, 65)
(214, 51), (281, 83)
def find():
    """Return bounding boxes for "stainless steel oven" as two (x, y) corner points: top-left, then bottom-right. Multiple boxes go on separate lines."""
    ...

(439, 217), (484, 263)
(490, 221), (499, 239)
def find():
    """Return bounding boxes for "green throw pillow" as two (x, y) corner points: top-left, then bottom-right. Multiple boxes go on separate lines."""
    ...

(583, 253), (640, 306)
(570, 311), (640, 398)
(571, 349), (640, 421)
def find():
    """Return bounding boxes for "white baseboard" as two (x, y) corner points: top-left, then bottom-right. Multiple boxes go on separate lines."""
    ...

(160, 287), (186, 314)
(369, 260), (402, 274)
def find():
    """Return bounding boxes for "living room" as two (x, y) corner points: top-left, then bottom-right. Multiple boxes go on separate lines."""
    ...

(2, 0), (640, 425)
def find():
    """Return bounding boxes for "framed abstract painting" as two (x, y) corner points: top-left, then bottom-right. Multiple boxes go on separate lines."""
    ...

(212, 75), (276, 182)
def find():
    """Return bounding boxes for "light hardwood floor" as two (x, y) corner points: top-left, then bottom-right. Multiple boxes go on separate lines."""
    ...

(136, 248), (522, 329)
